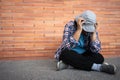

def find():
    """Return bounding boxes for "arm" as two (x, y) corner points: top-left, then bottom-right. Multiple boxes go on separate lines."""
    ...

(73, 18), (83, 41)
(63, 21), (78, 49)
(90, 23), (101, 53)
(63, 18), (83, 49)
(90, 32), (101, 53)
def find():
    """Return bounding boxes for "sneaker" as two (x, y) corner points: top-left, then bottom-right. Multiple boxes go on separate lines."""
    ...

(56, 60), (68, 71)
(100, 63), (116, 74)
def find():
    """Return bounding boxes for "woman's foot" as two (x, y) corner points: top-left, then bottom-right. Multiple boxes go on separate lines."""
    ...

(57, 60), (69, 71)
(100, 63), (116, 74)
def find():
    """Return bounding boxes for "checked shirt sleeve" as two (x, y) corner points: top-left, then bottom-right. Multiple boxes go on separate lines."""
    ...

(90, 32), (101, 53)
(63, 21), (78, 49)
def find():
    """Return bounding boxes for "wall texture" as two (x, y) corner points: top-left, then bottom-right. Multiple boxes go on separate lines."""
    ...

(0, 0), (120, 59)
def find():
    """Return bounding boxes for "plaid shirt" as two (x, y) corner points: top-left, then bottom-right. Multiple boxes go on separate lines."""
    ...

(55, 21), (101, 61)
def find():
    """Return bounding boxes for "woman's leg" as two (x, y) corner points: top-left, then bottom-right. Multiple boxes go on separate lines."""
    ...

(59, 49), (116, 74)
(82, 51), (104, 64)
(59, 49), (104, 71)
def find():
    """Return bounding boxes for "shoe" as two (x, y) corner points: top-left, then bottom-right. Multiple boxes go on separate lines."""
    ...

(100, 63), (116, 74)
(56, 60), (68, 71)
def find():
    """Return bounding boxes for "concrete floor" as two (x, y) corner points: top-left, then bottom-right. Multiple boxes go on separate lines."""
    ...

(0, 57), (119, 80)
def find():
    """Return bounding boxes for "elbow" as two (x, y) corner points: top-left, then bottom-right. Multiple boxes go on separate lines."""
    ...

(90, 45), (101, 53)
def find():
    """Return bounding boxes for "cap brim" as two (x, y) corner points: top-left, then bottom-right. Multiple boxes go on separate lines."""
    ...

(82, 24), (95, 32)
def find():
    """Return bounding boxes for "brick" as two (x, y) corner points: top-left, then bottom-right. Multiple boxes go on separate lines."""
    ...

(1, 0), (23, 2)
(2, 48), (25, 51)
(0, 23), (13, 27)
(0, 30), (13, 34)
(19, 22), (33, 28)
(23, 0), (44, 2)
(14, 37), (34, 40)
(13, 30), (34, 33)
(0, 51), (13, 55)
(0, 0), (120, 59)
(1, 26), (14, 30)
(1, 13), (24, 17)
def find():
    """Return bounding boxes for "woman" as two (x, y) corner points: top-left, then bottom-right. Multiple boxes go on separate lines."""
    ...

(55, 10), (116, 74)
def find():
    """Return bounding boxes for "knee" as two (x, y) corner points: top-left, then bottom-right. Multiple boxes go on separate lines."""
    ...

(98, 54), (104, 63)
(94, 53), (104, 64)
(59, 49), (69, 60)
(100, 57), (104, 63)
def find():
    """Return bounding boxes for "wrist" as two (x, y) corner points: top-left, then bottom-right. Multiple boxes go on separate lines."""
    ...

(92, 32), (96, 41)
(77, 23), (82, 31)
(74, 30), (82, 41)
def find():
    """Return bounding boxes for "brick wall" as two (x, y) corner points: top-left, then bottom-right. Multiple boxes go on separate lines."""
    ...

(0, 0), (120, 59)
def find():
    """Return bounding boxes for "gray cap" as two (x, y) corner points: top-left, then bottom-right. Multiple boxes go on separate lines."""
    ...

(75, 10), (96, 32)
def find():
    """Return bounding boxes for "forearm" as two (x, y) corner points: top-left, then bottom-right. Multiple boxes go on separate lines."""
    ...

(90, 31), (101, 53)
(73, 30), (82, 41)
(73, 17), (84, 41)
(91, 31), (97, 41)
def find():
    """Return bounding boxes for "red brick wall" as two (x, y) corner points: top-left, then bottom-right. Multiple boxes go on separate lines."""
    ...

(0, 0), (120, 59)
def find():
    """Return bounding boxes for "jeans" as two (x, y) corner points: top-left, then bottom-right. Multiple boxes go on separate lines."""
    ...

(59, 49), (104, 71)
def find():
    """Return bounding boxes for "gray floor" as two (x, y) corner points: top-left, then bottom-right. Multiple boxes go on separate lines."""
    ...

(0, 57), (120, 80)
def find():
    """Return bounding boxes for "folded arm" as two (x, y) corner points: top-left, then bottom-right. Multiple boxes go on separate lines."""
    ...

(90, 32), (101, 53)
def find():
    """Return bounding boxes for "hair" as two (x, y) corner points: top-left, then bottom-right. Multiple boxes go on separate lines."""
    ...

(75, 15), (81, 23)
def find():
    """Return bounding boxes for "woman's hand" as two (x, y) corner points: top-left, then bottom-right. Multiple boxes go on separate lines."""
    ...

(74, 18), (84, 41)
(77, 18), (84, 31)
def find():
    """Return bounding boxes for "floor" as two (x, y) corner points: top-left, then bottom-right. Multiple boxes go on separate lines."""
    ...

(0, 57), (119, 80)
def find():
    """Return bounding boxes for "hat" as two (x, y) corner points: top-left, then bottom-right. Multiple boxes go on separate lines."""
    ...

(75, 10), (96, 32)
